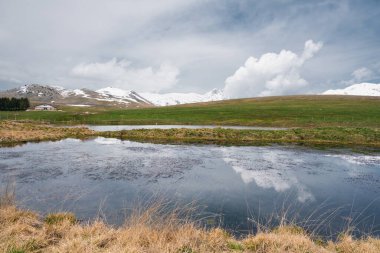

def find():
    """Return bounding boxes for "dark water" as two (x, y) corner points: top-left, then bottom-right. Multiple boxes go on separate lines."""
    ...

(1, 138), (379, 237)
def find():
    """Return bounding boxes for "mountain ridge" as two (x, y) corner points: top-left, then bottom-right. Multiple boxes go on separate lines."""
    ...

(3, 82), (378, 109)
(0, 84), (226, 107)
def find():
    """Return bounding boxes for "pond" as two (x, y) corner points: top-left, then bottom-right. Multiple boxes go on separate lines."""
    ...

(1, 138), (379, 237)
(86, 125), (288, 131)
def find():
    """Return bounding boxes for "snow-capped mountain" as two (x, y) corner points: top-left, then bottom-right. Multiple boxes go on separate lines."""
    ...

(140, 88), (225, 106)
(0, 84), (227, 107)
(322, 83), (380, 96)
(96, 87), (152, 104)
(0, 84), (152, 107)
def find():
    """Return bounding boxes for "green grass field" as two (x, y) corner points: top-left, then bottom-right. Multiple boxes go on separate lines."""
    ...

(1, 95), (379, 128)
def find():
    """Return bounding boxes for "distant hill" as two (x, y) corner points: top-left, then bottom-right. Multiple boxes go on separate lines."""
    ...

(0, 84), (225, 108)
(323, 83), (380, 96)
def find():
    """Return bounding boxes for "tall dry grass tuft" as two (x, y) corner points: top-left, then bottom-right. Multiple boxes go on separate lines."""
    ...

(0, 181), (15, 207)
(0, 191), (380, 252)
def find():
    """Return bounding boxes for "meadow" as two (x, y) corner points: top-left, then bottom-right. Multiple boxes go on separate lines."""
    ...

(0, 95), (379, 127)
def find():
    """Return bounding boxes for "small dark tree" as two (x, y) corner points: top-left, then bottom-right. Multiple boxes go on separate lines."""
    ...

(0, 97), (30, 111)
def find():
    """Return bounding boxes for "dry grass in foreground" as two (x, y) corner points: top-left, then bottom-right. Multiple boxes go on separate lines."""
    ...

(1, 201), (380, 253)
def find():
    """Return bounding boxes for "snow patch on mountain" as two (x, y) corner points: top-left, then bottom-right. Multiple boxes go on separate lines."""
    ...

(140, 88), (225, 106)
(322, 83), (380, 96)
(97, 87), (134, 98)
(18, 85), (29, 93)
(60, 88), (89, 98)
(96, 87), (152, 104)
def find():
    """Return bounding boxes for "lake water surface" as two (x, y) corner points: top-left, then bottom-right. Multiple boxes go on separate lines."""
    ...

(86, 125), (288, 131)
(1, 138), (380, 237)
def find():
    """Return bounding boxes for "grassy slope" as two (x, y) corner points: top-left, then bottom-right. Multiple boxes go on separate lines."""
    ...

(0, 95), (379, 127)
(1, 204), (380, 253)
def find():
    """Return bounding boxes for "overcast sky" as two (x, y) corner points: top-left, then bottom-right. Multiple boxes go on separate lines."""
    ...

(0, 0), (379, 97)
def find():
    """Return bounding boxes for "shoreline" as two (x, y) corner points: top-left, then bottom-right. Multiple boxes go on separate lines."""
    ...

(0, 121), (379, 151)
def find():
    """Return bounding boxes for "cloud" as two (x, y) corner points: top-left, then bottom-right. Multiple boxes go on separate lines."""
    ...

(223, 40), (323, 98)
(0, 1), (379, 92)
(335, 66), (379, 90)
(351, 67), (373, 82)
(71, 58), (179, 92)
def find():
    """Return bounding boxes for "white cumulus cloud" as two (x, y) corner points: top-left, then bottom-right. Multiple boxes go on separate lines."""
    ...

(223, 40), (323, 98)
(71, 58), (179, 92)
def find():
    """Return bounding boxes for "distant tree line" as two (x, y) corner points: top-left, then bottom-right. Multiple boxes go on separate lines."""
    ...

(0, 97), (30, 111)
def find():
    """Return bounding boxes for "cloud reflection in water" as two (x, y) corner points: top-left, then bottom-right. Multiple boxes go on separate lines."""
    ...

(222, 148), (315, 203)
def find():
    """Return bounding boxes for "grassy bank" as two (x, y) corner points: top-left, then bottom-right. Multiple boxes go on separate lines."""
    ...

(0, 95), (379, 127)
(1, 121), (379, 149)
(1, 202), (380, 253)
(0, 121), (96, 145)
(104, 127), (380, 148)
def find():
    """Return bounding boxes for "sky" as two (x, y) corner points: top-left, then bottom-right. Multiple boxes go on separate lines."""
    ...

(0, 0), (379, 98)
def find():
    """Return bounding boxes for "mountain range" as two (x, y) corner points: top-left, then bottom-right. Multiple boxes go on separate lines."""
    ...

(0, 84), (225, 108)
(0, 82), (379, 108)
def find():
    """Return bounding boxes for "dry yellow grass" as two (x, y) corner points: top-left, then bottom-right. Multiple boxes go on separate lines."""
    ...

(0, 121), (95, 144)
(1, 121), (379, 148)
(1, 202), (380, 253)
